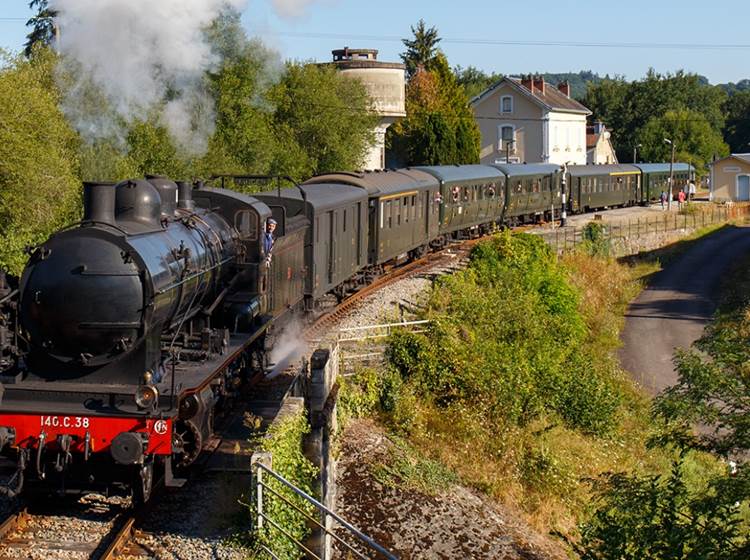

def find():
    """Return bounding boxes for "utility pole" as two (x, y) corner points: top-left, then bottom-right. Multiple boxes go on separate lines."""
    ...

(633, 143), (642, 163)
(560, 161), (571, 227)
(665, 138), (675, 211)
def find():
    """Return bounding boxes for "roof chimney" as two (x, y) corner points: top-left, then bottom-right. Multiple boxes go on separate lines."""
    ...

(533, 74), (545, 95)
(520, 74), (533, 94)
(557, 80), (570, 97)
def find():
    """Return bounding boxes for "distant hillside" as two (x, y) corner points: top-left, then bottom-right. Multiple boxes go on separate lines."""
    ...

(718, 79), (750, 94)
(537, 71), (604, 100)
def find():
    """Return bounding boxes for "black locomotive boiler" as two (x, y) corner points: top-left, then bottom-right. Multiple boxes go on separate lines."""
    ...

(0, 176), (305, 502)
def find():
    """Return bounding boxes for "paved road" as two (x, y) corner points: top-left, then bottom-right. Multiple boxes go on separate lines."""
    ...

(619, 224), (750, 394)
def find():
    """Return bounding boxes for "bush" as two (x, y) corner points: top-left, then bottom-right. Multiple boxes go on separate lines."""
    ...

(386, 232), (621, 436)
(580, 222), (610, 258)
(253, 408), (318, 560)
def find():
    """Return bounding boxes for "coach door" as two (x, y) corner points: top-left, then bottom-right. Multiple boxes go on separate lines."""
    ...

(327, 210), (336, 284)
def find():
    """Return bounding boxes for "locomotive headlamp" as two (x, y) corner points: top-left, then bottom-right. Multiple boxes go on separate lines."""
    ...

(135, 384), (158, 410)
(143, 370), (153, 384)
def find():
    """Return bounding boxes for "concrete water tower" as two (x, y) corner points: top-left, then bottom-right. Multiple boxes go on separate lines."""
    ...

(330, 48), (406, 170)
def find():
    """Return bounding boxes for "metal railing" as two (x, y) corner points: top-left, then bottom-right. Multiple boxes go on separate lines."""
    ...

(337, 320), (431, 374)
(538, 204), (750, 255)
(251, 455), (398, 560)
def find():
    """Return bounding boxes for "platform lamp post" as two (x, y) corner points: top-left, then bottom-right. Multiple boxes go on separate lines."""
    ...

(633, 143), (642, 163)
(560, 161), (572, 227)
(664, 138), (675, 211)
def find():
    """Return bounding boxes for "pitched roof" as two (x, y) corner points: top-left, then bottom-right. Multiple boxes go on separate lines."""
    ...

(471, 76), (591, 115)
(709, 153), (750, 166)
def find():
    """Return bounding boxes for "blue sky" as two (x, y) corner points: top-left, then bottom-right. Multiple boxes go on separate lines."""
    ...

(2, 0), (748, 84)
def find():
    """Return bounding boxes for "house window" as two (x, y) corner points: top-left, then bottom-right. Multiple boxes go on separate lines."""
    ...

(500, 95), (513, 114)
(498, 125), (516, 153)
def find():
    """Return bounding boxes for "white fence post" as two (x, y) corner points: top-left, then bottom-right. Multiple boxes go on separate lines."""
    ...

(251, 452), (272, 532)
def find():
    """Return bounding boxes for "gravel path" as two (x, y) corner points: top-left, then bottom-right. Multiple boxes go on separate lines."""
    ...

(620, 224), (750, 393)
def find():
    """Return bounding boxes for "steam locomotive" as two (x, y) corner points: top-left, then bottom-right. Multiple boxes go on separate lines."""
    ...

(0, 162), (692, 502)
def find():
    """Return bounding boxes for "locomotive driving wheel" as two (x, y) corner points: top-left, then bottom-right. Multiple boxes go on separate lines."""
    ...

(174, 419), (202, 468)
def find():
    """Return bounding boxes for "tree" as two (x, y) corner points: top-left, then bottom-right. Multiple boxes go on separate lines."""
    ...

(24, 0), (57, 57)
(583, 70), (728, 163)
(400, 19), (441, 79)
(269, 62), (378, 179)
(389, 53), (480, 166)
(453, 65), (503, 100)
(0, 50), (80, 275)
(639, 109), (728, 174)
(723, 91), (750, 153)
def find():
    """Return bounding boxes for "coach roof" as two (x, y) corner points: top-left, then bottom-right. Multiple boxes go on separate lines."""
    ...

(567, 164), (640, 176)
(302, 168), (437, 197)
(491, 163), (561, 177)
(414, 164), (504, 184)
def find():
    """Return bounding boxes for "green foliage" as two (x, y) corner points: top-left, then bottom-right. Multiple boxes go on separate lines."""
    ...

(386, 232), (621, 436)
(269, 62), (378, 178)
(576, 459), (749, 559)
(581, 222), (611, 257)
(389, 29), (480, 166)
(0, 50), (81, 275)
(583, 70), (728, 164)
(453, 65), (503, 100)
(25, 0), (57, 57)
(372, 437), (458, 495)
(400, 19), (442, 79)
(723, 90), (750, 154)
(254, 409), (318, 560)
(639, 108), (729, 175)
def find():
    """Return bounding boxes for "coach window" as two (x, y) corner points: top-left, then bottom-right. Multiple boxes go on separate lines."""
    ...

(387, 201), (393, 229)
(234, 210), (258, 240)
(343, 209), (347, 232)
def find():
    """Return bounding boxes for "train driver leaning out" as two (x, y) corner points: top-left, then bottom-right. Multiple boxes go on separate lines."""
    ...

(263, 218), (277, 267)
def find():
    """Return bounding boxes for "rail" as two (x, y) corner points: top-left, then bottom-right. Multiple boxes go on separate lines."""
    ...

(251, 455), (397, 560)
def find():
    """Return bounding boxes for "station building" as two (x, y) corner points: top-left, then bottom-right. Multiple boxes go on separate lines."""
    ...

(709, 154), (750, 202)
(471, 75), (591, 166)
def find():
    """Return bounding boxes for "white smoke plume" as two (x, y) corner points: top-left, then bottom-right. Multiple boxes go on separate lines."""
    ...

(51, 0), (247, 155)
(270, 0), (319, 18)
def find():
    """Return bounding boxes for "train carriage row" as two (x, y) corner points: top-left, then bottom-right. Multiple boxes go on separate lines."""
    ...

(257, 161), (693, 308)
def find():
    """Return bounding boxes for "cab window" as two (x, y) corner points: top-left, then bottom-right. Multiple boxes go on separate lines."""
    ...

(234, 210), (258, 240)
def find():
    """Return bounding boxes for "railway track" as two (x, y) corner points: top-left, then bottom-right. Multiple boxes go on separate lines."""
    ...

(306, 239), (478, 341)
(0, 498), (142, 560)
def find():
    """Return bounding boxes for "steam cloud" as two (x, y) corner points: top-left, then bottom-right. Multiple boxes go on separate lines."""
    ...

(51, 0), (248, 155)
(270, 0), (319, 18)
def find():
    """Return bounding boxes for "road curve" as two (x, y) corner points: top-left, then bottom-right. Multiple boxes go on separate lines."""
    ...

(619, 224), (750, 394)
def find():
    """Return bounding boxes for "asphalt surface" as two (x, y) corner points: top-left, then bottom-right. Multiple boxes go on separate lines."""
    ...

(619, 224), (750, 394)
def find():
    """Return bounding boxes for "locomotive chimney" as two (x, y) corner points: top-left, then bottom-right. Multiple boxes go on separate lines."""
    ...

(82, 182), (116, 225)
(176, 181), (195, 211)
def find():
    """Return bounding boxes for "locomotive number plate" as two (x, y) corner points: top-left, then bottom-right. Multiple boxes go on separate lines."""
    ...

(40, 415), (90, 429)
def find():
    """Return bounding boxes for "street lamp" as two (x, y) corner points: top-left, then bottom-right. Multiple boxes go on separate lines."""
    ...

(633, 143), (642, 163)
(664, 138), (675, 211)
